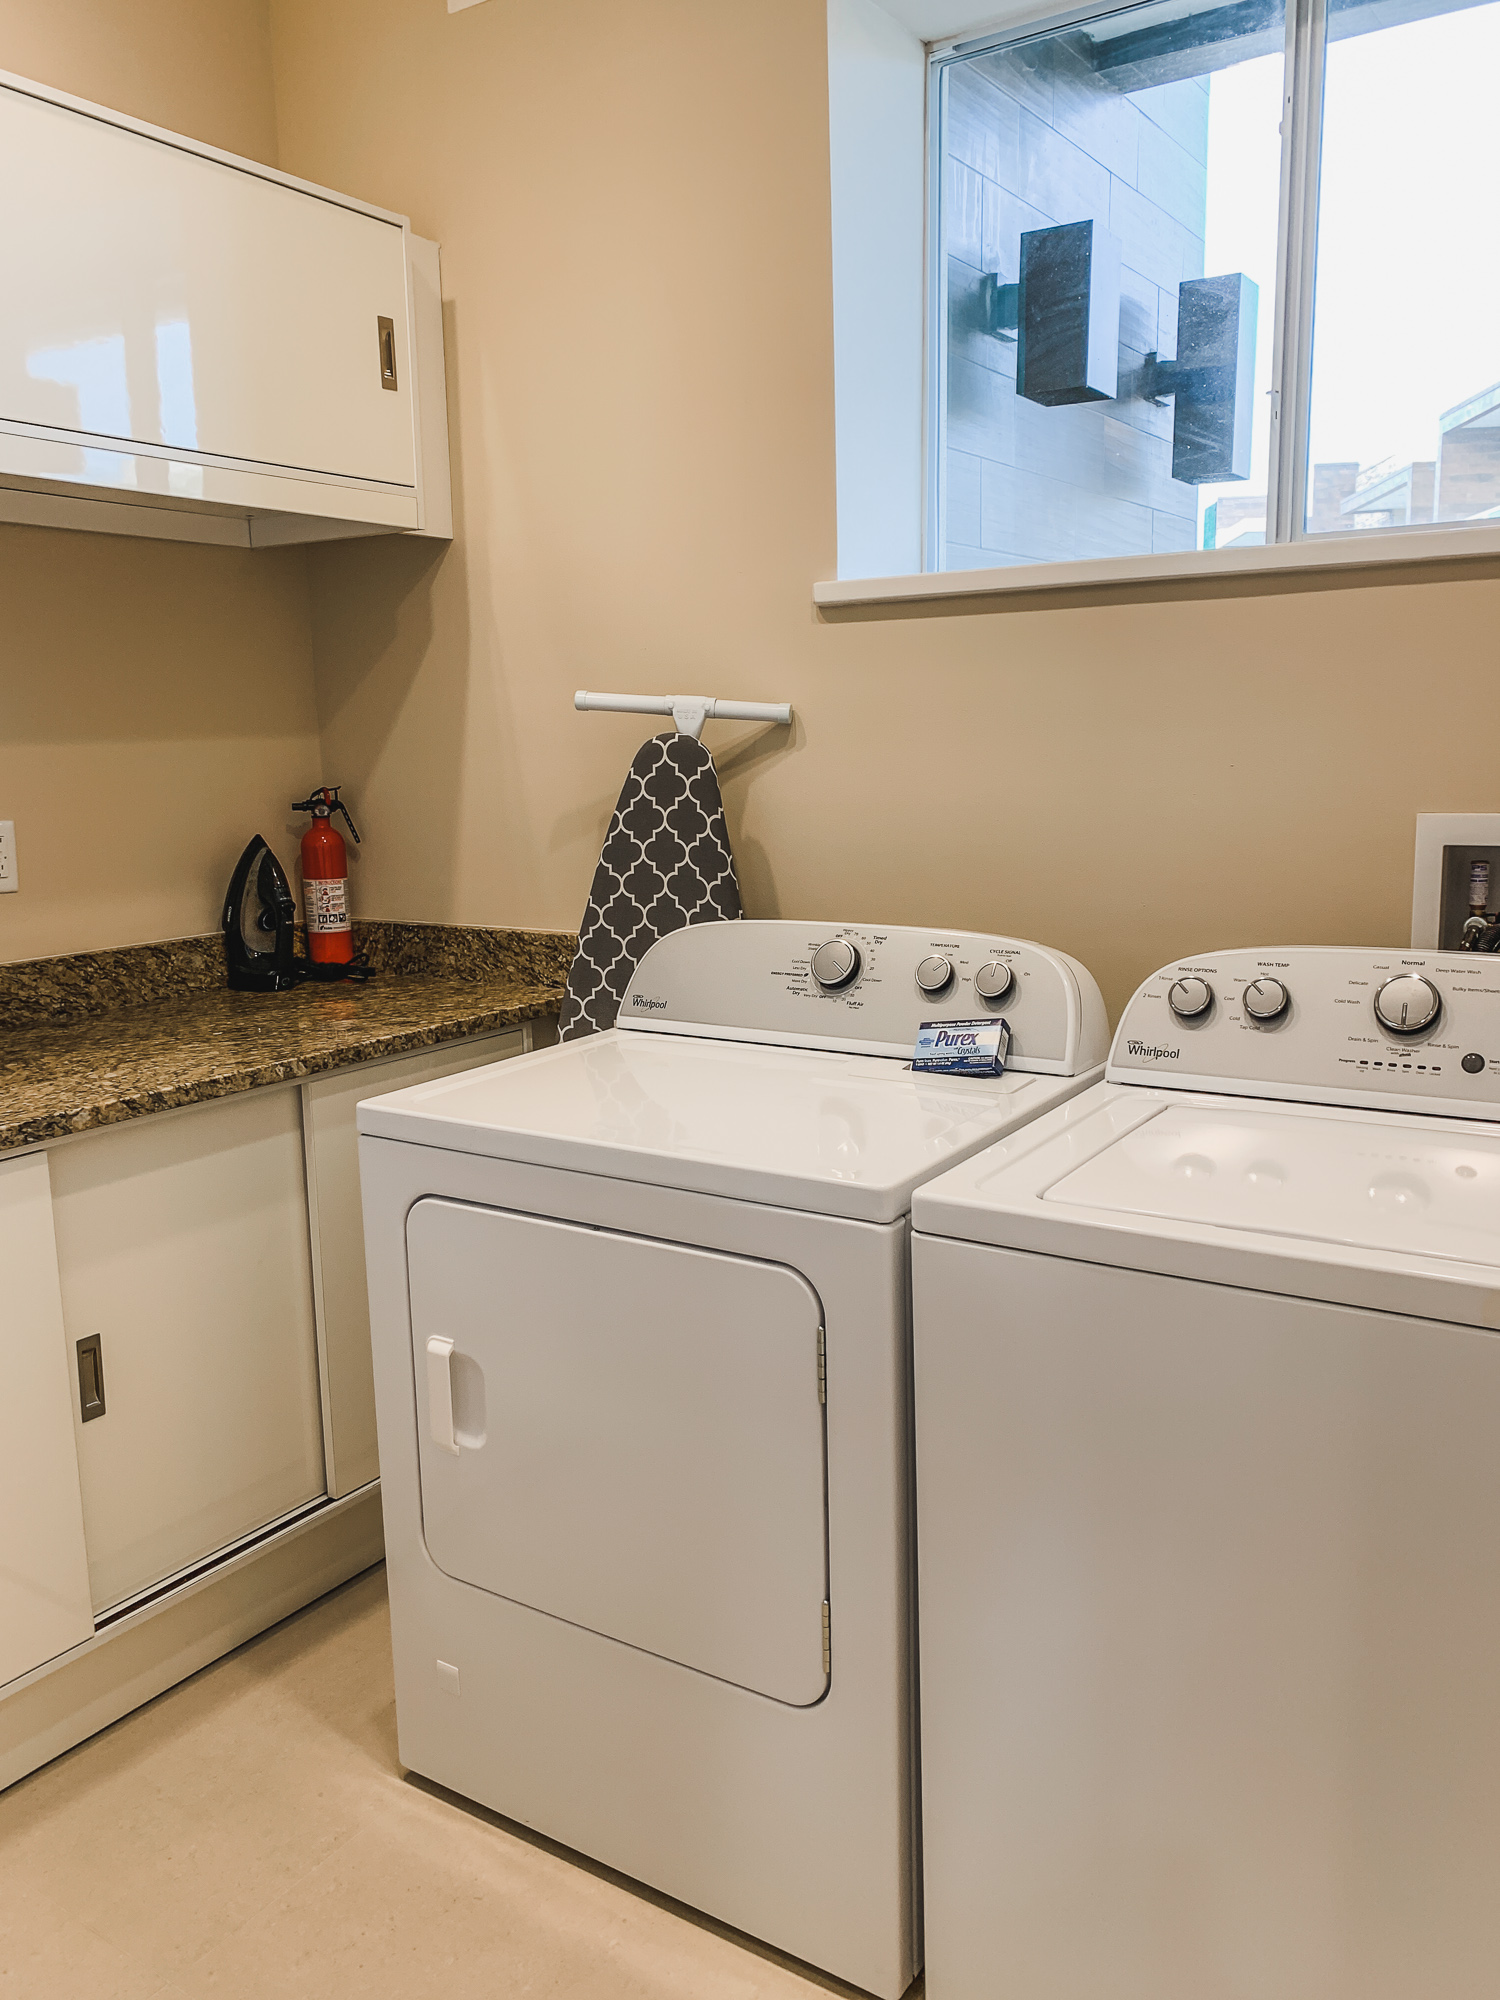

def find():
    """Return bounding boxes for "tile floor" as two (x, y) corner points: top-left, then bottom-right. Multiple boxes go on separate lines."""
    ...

(0, 1567), (902, 1999)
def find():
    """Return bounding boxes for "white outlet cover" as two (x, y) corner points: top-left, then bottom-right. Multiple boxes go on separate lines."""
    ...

(0, 820), (16, 893)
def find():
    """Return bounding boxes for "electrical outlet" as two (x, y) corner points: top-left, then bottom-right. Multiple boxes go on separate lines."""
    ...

(0, 821), (16, 894)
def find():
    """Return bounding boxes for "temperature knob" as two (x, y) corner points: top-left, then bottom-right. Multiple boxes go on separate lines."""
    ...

(811, 938), (862, 990)
(1373, 973), (1442, 1035)
(973, 960), (1014, 1003)
(1242, 976), (1290, 1023)
(915, 955), (954, 996)
(1167, 976), (1214, 1020)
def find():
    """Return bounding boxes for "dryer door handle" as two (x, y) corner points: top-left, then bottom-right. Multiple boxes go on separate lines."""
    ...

(426, 1335), (461, 1456)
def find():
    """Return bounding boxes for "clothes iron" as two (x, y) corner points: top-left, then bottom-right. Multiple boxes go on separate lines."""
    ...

(222, 836), (300, 991)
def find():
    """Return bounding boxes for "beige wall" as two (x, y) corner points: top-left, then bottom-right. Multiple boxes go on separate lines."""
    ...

(267, 0), (1500, 1017)
(5, 2), (1497, 1006)
(0, 0), (321, 962)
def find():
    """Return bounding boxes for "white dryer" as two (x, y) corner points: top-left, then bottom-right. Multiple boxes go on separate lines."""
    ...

(912, 946), (1500, 2000)
(358, 919), (1106, 1999)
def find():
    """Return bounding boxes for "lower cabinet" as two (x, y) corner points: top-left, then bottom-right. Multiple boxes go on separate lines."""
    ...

(0, 1019), (534, 1704)
(49, 1087), (328, 1614)
(0, 1151), (94, 1685)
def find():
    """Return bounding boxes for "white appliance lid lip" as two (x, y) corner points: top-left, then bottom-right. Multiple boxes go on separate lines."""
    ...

(357, 1028), (1089, 1223)
(911, 1083), (1500, 1308)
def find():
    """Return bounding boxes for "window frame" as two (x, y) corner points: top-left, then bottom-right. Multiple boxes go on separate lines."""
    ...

(908, 0), (1491, 584)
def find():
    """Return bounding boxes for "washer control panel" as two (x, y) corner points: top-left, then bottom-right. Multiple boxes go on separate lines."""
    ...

(619, 920), (1109, 1074)
(1109, 947), (1500, 1116)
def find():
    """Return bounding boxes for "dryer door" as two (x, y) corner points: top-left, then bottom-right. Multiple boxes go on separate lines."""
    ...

(406, 1199), (830, 1706)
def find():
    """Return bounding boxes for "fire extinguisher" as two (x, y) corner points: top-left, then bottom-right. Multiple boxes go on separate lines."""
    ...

(291, 786), (362, 980)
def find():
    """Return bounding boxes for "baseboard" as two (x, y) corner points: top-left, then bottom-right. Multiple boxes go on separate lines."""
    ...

(0, 1486), (385, 1792)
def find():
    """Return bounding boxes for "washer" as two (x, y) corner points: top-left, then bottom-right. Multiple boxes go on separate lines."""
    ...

(912, 946), (1500, 2000)
(358, 919), (1106, 1999)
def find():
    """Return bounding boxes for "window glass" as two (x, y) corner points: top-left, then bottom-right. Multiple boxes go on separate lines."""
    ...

(938, 0), (1284, 569)
(1304, 0), (1500, 534)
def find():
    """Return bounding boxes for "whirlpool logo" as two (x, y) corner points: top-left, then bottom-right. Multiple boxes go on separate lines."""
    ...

(1126, 1039), (1180, 1061)
(630, 994), (668, 1011)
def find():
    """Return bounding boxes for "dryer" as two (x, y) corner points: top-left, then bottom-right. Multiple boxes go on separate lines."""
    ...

(358, 919), (1106, 1999)
(912, 946), (1500, 2000)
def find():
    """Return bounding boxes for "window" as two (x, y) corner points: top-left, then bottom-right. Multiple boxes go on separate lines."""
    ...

(930, 0), (1500, 573)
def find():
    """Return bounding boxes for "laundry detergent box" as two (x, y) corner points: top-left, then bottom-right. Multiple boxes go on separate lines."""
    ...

(911, 1017), (1011, 1076)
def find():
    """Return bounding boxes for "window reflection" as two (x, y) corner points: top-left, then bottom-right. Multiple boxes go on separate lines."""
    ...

(27, 334), (133, 485)
(155, 320), (198, 451)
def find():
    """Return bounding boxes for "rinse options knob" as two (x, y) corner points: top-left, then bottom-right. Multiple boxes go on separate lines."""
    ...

(915, 955), (954, 996)
(1373, 973), (1442, 1035)
(1167, 976), (1214, 1020)
(973, 960), (1014, 1003)
(1242, 976), (1290, 1023)
(811, 938), (862, 990)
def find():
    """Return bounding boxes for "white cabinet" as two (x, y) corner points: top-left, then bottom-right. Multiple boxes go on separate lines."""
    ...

(0, 69), (451, 549)
(49, 1088), (326, 1614)
(302, 1030), (526, 1497)
(0, 1152), (94, 1688)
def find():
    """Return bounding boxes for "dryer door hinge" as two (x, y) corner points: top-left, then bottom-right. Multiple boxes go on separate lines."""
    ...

(816, 1325), (826, 1405)
(821, 1599), (831, 1677)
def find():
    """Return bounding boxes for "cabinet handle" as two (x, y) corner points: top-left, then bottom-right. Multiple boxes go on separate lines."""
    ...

(425, 1335), (460, 1456)
(76, 1334), (106, 1422)
(378, 315), (398, 391)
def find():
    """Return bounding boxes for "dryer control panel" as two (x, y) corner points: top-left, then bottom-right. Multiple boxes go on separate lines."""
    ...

(1109, 947), (1500, 1118)
(619, 921), (1109, 1075)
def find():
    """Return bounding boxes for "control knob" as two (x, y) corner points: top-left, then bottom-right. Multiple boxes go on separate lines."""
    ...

(811, 938), (862, 990)
(1167, 975), (1213, 1020)
(915, 955), (954, 997)
(1373, 973), (1442, 1035)
(973, 960), (1014, 1003)
(1242, 976), (1290, 1023)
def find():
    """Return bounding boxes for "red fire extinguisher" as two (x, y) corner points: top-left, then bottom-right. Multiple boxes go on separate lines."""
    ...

(291, 786), (361, 979)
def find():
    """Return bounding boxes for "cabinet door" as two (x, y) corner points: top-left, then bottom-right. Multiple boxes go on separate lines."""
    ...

(0, 83), (414, 487)
(302, 1030), (526, 1498)
(0, 1152), (94, 1687)
(49, 1088), (326, 1614)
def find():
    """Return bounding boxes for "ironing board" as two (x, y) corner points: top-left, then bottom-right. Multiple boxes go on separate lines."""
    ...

(559, 732), (742, 1040)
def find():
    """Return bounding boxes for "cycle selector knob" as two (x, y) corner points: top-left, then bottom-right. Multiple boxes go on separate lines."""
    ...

(973, 960), (1014, 1003)
(915, 955), (954, 997)
(1242, 976), (1290, 1023)
(1373, 973), (1442, 1035)
(811, 938), (862, 990)
(1167, 976), (1214, 1020)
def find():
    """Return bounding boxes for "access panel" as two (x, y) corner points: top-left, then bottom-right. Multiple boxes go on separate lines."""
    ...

(407, 1201), (829, 1706)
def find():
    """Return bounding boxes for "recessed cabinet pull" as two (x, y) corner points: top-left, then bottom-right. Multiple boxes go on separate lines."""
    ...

(378, 315), (398, 391)
(76, 1334), (106, 1422)
(426, 1335), (460, 1455)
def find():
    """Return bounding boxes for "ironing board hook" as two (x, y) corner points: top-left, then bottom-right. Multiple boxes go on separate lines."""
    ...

(574, 690), (794, 738)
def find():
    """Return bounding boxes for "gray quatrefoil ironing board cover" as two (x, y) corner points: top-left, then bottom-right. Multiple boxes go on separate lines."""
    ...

(559, 732), (742, 1039)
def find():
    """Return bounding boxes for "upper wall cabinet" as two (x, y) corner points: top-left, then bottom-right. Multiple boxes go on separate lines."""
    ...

(0, 71), (452, 550)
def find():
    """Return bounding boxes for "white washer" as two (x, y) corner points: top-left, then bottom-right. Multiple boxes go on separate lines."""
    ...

(912, 946), (1500, 2000)
(358, 919), (1106, 1999)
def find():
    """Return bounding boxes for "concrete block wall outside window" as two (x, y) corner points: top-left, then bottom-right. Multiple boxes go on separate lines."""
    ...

(942, 45), (1212, 570)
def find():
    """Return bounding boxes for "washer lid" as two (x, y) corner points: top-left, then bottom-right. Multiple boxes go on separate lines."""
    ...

(911, 1083), (1500, 1327)
(358, 1029), (1095, 1223)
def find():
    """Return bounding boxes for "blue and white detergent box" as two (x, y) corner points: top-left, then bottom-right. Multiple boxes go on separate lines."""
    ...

(911, 1017), (1011, 1076)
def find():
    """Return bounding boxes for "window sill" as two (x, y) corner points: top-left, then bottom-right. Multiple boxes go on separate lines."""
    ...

(813, 523), (1500, 610)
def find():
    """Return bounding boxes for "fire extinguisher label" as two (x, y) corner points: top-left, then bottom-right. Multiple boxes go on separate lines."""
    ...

(304, 878), (350, 933)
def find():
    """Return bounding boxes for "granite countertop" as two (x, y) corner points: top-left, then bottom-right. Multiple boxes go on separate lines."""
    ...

(0, 922), (574, 1153)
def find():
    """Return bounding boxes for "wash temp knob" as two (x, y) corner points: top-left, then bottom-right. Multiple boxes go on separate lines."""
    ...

(811, 938), (862, 990)
(1373, 973), (1442, 1034)
(1167, 976), (1214, 1019)
(973, 960), (1014, 1003)
(915, 955), (954, 996)
(1242, 976), (1290, 1023)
